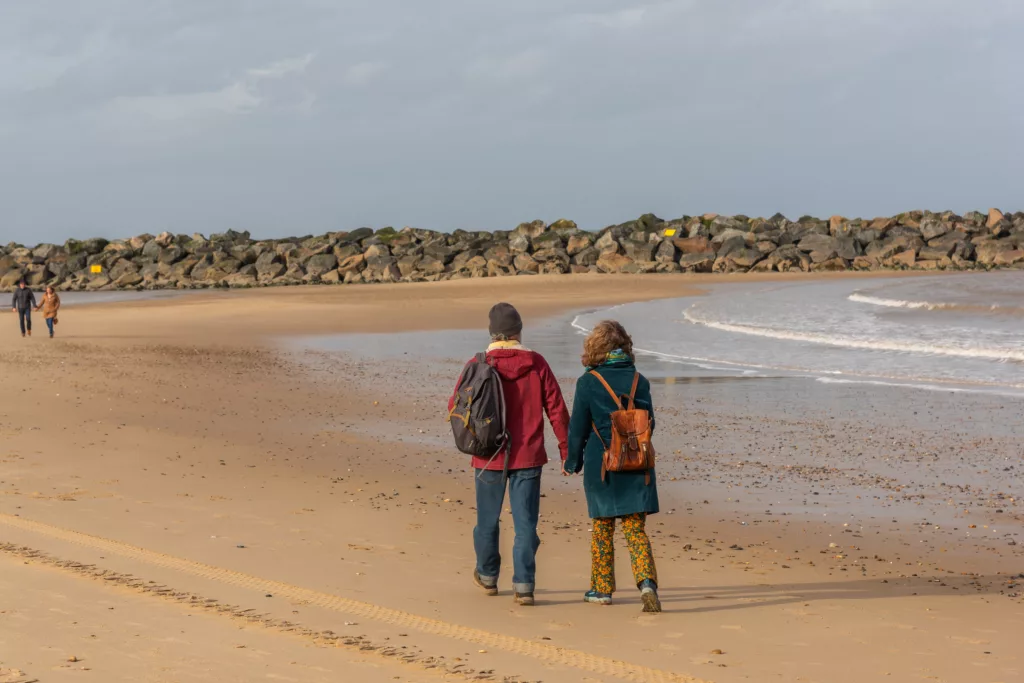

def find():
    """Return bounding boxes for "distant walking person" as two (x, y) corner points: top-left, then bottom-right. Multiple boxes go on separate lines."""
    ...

(564, 320), (661, 612)
(36, 286), (61, 338)
(11, 280), (37, 338)
(447, 303), (570, 606)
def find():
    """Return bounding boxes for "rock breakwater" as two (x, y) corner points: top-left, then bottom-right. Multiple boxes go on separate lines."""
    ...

(2, 209), (1022, 291)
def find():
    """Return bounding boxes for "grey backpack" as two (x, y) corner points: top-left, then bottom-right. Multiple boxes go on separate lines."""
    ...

(447, 353), (510, 475)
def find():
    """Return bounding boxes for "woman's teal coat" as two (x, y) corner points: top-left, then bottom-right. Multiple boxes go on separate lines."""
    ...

(564, 360), (659, 519)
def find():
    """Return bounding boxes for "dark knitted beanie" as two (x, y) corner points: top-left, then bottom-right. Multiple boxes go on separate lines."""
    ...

(488, 302), (523, 339)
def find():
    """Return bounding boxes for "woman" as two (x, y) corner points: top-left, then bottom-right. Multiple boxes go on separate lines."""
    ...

(36, 286), (61, 338)
(563, 321), (661, 612)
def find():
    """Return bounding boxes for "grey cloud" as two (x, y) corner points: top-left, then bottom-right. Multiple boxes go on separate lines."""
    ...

(0, 0), (1021, 242)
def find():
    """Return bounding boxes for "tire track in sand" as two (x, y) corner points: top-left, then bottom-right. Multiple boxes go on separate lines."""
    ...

(0, 513), (707, 683)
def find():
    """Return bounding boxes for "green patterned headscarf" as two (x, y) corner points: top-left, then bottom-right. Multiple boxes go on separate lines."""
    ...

(603, 348), (632, 365)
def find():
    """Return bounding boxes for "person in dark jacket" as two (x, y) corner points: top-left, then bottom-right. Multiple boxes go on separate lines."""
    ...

(11, 281), (37, 338)
(448, 303), (570, 606)
(563, 320), (661, 612)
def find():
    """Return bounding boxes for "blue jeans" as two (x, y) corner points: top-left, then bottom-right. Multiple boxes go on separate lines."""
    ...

(474, 466), (542, 594)
(17, 308), (31, 335)
(45, 318), (55, 336)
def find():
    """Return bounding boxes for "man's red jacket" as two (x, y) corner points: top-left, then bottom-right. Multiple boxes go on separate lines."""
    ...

(448, 345), (569, 471)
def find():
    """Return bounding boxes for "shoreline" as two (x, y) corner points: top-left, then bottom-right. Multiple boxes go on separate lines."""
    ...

(2, 275), (1022, 683)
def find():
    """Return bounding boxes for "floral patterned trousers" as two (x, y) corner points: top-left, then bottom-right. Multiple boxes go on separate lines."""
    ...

(590, 513), (657, 594)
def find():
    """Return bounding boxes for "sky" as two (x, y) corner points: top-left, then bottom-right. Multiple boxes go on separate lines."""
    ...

(1, 0), (1021, 244)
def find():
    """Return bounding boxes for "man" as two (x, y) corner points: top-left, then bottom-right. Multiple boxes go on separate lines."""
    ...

(448, 303), (569, 606)
(11, 280), (37, 338)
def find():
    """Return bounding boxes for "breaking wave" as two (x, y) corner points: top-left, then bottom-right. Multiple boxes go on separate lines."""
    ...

(682, 310), (1024, 363)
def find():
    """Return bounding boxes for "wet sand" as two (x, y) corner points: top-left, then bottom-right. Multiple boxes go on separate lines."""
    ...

(1, 274), (1021, 683)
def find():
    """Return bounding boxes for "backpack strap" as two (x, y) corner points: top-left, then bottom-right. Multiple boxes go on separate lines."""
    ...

(627, 372), (639, 410)
(589, 371), (617, 482)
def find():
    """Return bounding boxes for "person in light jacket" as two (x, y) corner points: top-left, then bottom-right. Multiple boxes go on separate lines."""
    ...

(36, 285), (61, 338)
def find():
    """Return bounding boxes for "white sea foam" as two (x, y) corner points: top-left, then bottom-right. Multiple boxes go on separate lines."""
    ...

(682, 310), (1024, 362)
(848, 292), (1020, 313)
(848, 293), (955, 310)
(815, 377), (1024, 398)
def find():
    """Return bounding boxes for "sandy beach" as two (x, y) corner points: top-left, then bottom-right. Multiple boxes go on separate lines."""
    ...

(1, 274), (1022, 683)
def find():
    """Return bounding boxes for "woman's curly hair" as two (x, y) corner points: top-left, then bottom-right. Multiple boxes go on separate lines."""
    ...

(581, 320), (634, 367)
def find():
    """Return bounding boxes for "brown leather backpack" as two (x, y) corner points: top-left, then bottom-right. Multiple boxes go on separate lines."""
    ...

(589, 371), (655, 484)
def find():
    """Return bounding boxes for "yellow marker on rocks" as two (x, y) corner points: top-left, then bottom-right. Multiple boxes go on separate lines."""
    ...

(90, 265), (102, 274)
(663, 229), (677, 237)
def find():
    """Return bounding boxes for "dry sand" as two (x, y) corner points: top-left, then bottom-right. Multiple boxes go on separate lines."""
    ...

(1, 273), (1021, 683)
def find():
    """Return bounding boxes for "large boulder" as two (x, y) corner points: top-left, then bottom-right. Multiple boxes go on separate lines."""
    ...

(715, 234), (746, 258)
(103, 241), (134, 260)
(918, 244), (954, 261)
(305, 253), (339, 277)
(673, 236), (711, 254)
(655, 240), (677, 264)
(509, 233), (531, 253)
(337, 254), (367, 275)
(975, 240), (1015, 266)
(919, 218), (950, 242)
(418, 256), (446, 276)
(170, 257), (200, 280)
(158, 245), (185, 265)
(33, 244), (61, 261)
(364, 244), (394, 271)
(487, 259), (515, 277)
(0, 269), (24, 288)
(761, 245), (809, 272)
(733, 249), (764, 268)
(8, 247), (32, 265)
(115, 270), (144, 287)
(256, 261), (286, 282)
(566, 233), (594, 256)
(993, 249), (1024, 267)
(46, 261), (70, 281)
(85, 274), (112, 290)
(80, 238), (109, 255)
(796, 233), (837, 254)
(597, 252), (637, 274)
(513, 253), (539, 274)
(320, 269), (343, 284)
(141, 239), (163, 261)
(532, 248), (570, 265)
(108, 259), (138, 281)
(811, 257), (849, 272)
(621, 240), (655, 263)
(513, 220), (547, 240)
(678, 252), (715, 273)
(223, 272), (258, 288)
(531, 231), (564, 251)
(129, 234), (153, 252)
(449, 249), (481, 272)
(711, 228), (749, 246)
(835, 237), (859, 261)
(571, 247), (600, 267)
(594, 231), (621, 254)
(483, 244), (513, 267)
